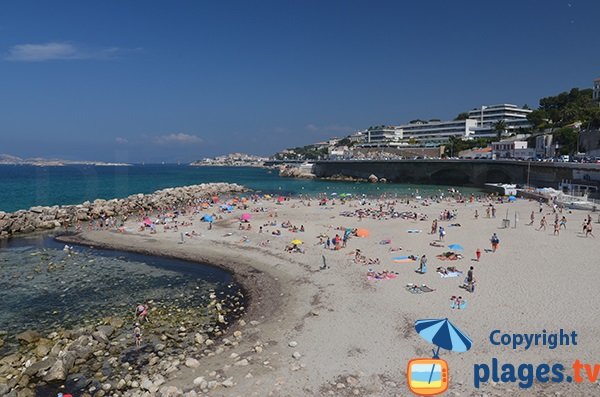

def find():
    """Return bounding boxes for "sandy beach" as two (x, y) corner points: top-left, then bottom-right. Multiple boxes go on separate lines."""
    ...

(58, 192), (600, 397)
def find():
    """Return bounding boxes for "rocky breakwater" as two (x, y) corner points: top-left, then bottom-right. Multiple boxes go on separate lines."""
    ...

(0, 183), (246, 239)
(0, 288), (246, 397)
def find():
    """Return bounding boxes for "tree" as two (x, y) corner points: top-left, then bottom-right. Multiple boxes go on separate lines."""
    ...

(494, 120), (507, 140)
(552, 127), (578, 155)
(454, 112), (469, 121)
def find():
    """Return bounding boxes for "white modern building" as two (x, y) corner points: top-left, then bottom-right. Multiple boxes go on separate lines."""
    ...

(594, 78), (600, 102)
(468, 104), (532, 138)
(363, 126), (403, 146)
(398, 119), (478, 145)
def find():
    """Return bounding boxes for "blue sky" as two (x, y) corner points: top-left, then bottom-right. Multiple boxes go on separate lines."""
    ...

(1, 0), (599, 163)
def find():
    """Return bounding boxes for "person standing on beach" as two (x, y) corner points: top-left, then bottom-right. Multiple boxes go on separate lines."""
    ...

(418, 255), (427, 273)
(438, 226), (446, 241)
(474, 210), (479, 220)
(553, 220), (560, 236)
(528, 211), (535, 226)
(476, 248), (481, 261)
(490, 233), (499, 252)
(560, 216), (567, 229)
(537, 216), (547, 231)
(133, 323), (142, 347)
(586, 222), (595, 238)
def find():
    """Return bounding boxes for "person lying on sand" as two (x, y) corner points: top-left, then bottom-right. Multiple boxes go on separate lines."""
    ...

(429, 241), (444, 247)
(389, 247), (402, 252)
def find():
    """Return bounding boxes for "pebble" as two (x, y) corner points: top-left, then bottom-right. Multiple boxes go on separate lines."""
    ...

(292, 352), (301, 359)
(222, 377), (234, 387)
(234, 359), (249, 366)
(288, 341), (298, 347)
(185, 357), (200, 368)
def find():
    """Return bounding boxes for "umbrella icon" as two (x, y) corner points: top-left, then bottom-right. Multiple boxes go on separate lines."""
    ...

(415, 318), (472, 384)
(447, 244), (464, 251)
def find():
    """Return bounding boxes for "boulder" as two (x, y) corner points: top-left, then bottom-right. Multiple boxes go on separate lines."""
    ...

(368, 174), (378, 183)
(16, 330), (41, 344)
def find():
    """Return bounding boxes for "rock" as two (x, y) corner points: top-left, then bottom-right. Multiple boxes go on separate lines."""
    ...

(101, 383), (111, 391)
(233, 330), (242, 338)
(44, 358), (68, 381)
(34, 338), (53, 357)
(368, 174), (378, 183)
(204, 339), (214, 346)
(254, 346), (263, 353)
(96, 325), (114, 338)
(24, 357), (57, 376)
(108, 318), (124, 329)
(346, 376), (358, 386)
(336, 383), (346, 389)
(234, 359), (249, 366)
(185, 357), (200, 368)
(221, 377), (234, 387)
(288, 341), (298, 347)
(116, 379), (127, 389)
(292, 352), (301, 359)
(92, 331), (109, 344)
(311, 310), (320, 316)
(194, 333), (205, 345)
(16, 330), (41, 344)
(193, 376), (205, 386)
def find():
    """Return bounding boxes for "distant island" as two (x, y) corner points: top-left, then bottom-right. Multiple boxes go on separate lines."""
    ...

(190, 153), (267, 167)
(0, 154), (131, 167)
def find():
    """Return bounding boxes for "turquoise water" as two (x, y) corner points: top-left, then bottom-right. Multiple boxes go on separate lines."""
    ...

(0, 164), (482, 212)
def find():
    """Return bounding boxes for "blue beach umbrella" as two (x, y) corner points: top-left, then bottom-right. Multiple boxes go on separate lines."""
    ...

(415, 318), (472, 356)
(447, 244), (464, 251)
(416, 318), (473, 384)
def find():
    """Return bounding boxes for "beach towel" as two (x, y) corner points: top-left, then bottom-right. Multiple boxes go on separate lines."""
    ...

(367, 273), (397, 281)
(405, 284), (435, 293)
(393, 256), (416, 263)
(450, 301), (467, 309)
(438, 271), (463, 278)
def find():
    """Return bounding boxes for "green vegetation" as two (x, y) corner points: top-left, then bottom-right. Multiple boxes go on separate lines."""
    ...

(494, 120), (507, 140)
(527, 88), (600, 131)
(447, 136), (494, 154)
(552, 127), (578, 155)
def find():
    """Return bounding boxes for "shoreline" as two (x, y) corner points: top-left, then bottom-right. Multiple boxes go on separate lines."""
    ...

(55, 232), (284, 334)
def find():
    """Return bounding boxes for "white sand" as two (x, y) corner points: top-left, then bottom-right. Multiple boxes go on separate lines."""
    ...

(74, 194), (600, 396)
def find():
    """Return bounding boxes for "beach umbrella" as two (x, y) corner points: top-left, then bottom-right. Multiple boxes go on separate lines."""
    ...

(415, 318), (473, 384)
(508, 195), (516, 202)
(241, 213), (251, 221)
(291, 239), (303, 245)
(277, 196), (285, 203)
(415, 318), (472, 356)
(201, 214), (214, 222)
(211, 196), (219, 203)
(356, 228), (370, 237)
(447, 244), (464, 251)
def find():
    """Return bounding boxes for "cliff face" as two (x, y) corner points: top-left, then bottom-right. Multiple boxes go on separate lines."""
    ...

(0, 183), (246, 238)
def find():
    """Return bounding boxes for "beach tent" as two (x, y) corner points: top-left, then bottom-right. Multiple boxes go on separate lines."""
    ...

(241, 213), (252, 221)
(291, 239), (303, 245)
(508, 195), (516, 202)
(356, 228), (370, 237)
(201, 214), (214, 222)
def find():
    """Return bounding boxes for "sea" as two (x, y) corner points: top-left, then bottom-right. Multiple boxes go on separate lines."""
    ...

(0, 164), (482, 213)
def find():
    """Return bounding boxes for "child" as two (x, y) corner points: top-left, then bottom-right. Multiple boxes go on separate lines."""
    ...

(133, 323), (142, 347)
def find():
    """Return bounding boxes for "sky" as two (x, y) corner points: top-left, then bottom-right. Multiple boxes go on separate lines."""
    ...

(1, 0), (599, 163)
